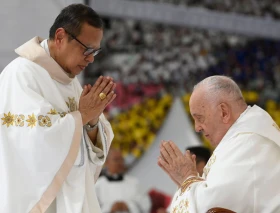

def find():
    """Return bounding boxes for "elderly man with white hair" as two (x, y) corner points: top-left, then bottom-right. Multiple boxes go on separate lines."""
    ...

(158, 75), (280, 213)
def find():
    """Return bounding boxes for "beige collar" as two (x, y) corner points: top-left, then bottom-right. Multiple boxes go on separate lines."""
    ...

(15, 36), (74, 84)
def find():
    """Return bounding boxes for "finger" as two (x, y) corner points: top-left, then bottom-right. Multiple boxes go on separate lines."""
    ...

(158, 157), (180, 186)
(81, 85), (90, 97)
(111, 83), (117, 92)
(94, 76), (111, 95)
(162, 141), (177, 158)
(157, 156), (170, 172)
(101, 81), (114, 96)
(169, 141), (184, 157)
(184, 150), (195, 162)
(88, 84), (92, 90)
(160, 144), (173, 164)
(105, 92), (117, 107)
(91, 76), (103, 93)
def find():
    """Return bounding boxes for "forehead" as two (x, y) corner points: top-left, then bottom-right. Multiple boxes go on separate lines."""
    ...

(78, 23), (103, 47)
(189, 89), (208, 116)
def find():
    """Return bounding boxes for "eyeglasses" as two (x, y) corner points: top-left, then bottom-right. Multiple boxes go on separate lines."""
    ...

(64, 29), (102, 56)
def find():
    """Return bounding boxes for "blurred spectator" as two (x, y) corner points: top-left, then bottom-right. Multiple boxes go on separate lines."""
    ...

(148, 189), (172, 213)
(95, 149), (151, 213)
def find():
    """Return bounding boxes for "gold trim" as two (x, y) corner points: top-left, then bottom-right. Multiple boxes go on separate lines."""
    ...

(38, 115), (52, 127)
(203, 154), (216, 178)
(47, 109), (58, 115)
(1, 111), (65, 128)
(15, 114), (25, 127)
(172, 199), (190, 213)
(26, 113), (37, 128)
(180, 177), (204, 195)
(29, 111), (83, 212)
(59, 112), (67, 118)
(66, 97), (77, 112)
(1, 112), (15, 127)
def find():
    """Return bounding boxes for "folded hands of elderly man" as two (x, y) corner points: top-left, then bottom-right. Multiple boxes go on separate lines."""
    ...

(158, 140), (198, 186)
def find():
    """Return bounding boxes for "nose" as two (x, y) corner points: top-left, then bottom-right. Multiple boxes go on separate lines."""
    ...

(195, 122), (203, 133)
(85, 54), (94, 63)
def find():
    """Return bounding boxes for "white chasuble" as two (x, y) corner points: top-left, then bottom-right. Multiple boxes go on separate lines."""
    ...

(0, 37), (114, 213)
(170, 105), (280, 213)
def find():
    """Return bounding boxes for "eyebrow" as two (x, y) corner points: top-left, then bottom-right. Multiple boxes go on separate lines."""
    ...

(192, 113), (203, 117)
(192, 114), (204, 119)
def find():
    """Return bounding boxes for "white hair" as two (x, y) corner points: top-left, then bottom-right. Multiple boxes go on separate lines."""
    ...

(194, 75), (245, 104)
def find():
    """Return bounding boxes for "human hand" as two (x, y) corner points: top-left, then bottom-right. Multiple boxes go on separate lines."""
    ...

(158, 140), (197, 186)
(79, 76), (116, 125)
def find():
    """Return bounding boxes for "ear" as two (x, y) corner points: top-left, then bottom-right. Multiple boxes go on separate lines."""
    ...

(219, 103), (230, 124)
(54, 28), (67, 47)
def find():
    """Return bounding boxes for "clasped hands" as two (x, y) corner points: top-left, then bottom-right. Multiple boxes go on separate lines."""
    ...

(79, 76), (116, 125)
(158, 140), (198, 187)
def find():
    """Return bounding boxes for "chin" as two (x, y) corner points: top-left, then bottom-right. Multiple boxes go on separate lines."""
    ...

(210, 138), (222, 147)
(70, 69), (82, 77)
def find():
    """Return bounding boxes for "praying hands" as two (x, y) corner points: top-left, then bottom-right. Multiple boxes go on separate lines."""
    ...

(158, 140), (198, 186)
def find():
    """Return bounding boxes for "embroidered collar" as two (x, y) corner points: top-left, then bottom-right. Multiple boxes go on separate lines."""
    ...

(15, 36), (75, 85)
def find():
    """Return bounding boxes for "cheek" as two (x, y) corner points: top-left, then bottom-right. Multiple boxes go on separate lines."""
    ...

(66, 53), (83, 66)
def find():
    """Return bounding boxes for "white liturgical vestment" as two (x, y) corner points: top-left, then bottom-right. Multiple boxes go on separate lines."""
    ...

(95, 174), (151, 213)
(0, 37), (114, 213)
(171, 105), (280, 213)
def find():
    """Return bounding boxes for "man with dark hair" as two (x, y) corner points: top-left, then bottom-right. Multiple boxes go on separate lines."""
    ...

(0, 4), (115, 213)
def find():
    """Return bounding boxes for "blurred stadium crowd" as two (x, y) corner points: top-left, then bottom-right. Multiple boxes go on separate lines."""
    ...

(84, 1), (280, 166)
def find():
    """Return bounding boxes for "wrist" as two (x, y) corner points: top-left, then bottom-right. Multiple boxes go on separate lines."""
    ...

(180, 172), (198, 185)
(88, 118), (99, 126)
(85, 120), (99, 132)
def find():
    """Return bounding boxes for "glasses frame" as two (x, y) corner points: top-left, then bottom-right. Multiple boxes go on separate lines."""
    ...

(64, 29), (102, 56)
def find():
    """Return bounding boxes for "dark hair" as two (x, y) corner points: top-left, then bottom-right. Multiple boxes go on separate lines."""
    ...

(186, 146), (211, 163)
(49, 4), (103, 40)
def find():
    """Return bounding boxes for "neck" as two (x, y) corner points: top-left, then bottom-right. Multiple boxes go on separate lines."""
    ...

(226, 102), (248, 132)
(233, 102), (248, 120)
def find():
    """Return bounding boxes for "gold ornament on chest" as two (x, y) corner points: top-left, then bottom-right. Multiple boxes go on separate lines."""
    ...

(66, 97), (78, 112)
(203, 154), (216, 178)
(172, 199), (189, 213)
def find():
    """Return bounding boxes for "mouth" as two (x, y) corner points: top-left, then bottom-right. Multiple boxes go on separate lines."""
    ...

(78, 65), (86, 70)
(205, 134), (209, 138)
